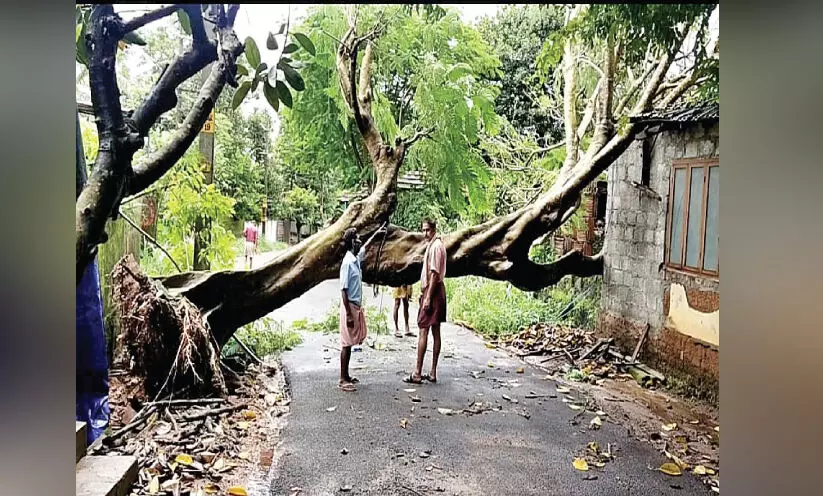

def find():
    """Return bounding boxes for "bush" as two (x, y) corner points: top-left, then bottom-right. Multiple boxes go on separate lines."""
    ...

(222, 316), (303, 358)
(446, 274), (602, 339)
(292, 300), (390, 335)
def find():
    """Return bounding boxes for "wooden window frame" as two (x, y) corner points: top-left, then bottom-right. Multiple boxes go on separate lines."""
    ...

(664, 157), (719, 278)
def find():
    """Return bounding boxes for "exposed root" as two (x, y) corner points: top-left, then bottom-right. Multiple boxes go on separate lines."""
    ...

(112, 254), (225, 398)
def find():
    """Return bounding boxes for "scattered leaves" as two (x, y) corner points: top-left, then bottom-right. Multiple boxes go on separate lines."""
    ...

(662, 423), (677, 432)
(659, 463), (683, 476)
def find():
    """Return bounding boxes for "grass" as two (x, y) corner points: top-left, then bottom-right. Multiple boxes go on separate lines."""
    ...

(222, 316), (303, 358)
(445, 275), (601, 340)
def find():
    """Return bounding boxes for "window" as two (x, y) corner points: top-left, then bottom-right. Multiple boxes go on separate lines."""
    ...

(665, 158), (719, 276)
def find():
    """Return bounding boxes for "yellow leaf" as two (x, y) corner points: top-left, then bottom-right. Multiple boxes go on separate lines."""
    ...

(659, 463), (683, 476)
(573, 458), (589, 471)
(662, 423), (677, 432)
(149, 476), (160, 495)
(400, 418), (408, 429)
(587, 441), (600, 453)
(203, 483), (219, 494)
(242, 410), (257, 420)
(693, 465), (707, 475)
(485, 343), (495, 349)
(175, 454), (193, 466)
(488, 362), (495, 368)
(227, 487), (249, 496)
(516, 368), (525, 374)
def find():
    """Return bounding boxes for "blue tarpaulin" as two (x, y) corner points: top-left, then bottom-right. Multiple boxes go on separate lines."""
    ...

(76, 109), (110, 443)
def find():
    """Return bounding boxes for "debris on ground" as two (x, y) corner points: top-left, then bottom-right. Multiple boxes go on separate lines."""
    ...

(491, 323), (666, 388)
(91, 357), (289, 496)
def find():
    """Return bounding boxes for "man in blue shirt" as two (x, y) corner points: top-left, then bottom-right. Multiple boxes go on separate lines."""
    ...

(338, 225), (386, 392)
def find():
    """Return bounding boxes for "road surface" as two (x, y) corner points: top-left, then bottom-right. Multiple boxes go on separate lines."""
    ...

(265, 279), (708, 496)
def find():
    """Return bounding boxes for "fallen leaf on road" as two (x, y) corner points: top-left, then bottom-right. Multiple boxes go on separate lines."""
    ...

(573, 458), (589, 471)
(692, 465), (716, 475)
(227, 487), (249, 496)
(569, 404), (583, 411)
(340, 485), (352, 492)
(437, 408), (454, 416)
(662, 423), (677, 431)
(588, 441), (600, 453)
(400, 418), (408, 429)
(516, 368), (525, 374)
(659, 463), (683, 476)
(242, 410), (257, 420)
(488, 362), (495, 368)
(595, 410), (607, 416)
(485, 343), (495, 349)
(175, 454), (193, 466)
(688, 420), (699, 424)
(419, 452), (430, 459)
(590, 417), (603, 429)
(410, 395), (422, 402)
(326, 406), (337, 412)
(556, 386), (571, 393)
(583, 475), (598, 480)
(236, 421), (250, 430)
(238, 452), (250, 460)
(714, 426), (719, 432)
(403, 388), (416, 393)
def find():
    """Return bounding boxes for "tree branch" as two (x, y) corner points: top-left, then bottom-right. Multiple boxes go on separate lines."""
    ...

(129, 14), (244, 195)
(122, 4), (181, 35)
(119, 208), (182, 272)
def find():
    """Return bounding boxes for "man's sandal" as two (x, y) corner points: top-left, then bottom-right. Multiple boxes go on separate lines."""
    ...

(338, 382), (357, 392)
(422, 374), (437, 384)
(402, 375), (423, 384)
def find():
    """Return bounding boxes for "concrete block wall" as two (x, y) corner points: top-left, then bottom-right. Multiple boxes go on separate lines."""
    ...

(599, 121), (719, 398)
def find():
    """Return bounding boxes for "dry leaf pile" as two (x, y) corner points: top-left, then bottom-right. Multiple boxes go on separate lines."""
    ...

(93, 361), (289, 496)
(490, 324), (666, 388)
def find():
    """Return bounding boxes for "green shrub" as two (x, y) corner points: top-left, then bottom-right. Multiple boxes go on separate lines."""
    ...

(446, 274), (602, 339)
(222, 316), (303, 358)
(294, 300), (390, 335)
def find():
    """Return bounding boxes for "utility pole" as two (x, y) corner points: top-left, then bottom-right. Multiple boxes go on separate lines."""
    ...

(192, 5), (218, 270)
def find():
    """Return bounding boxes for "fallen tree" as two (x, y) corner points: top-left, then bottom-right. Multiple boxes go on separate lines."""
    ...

(77, 4), (717, 395)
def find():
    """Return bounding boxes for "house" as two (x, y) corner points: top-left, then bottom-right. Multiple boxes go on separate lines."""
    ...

(598, 103), (719, 399)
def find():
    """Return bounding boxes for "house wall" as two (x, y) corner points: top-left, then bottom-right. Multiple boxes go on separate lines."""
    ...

(598, 121), (719, 400)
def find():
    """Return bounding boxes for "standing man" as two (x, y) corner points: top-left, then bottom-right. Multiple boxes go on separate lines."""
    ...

(339, 225), (386, 392)
(392, 284), (414, 338)
(404, 218), (447, 384)
(244, 220), (259, 269)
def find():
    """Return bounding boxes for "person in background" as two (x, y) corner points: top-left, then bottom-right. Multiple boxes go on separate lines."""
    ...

(404, 218), (447, 385)
(244, 220), (259, 269)
(392, 284), (414, 338)
(338, 225), (386, 392)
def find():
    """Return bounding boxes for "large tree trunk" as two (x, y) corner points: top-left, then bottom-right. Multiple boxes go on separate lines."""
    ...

(109, 7), (702, 395)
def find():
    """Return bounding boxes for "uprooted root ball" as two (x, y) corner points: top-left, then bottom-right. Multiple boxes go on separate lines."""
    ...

(112, 255), (225, 398)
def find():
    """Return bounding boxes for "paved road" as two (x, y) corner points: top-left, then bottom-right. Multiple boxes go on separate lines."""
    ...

(267, 281), (709, 496)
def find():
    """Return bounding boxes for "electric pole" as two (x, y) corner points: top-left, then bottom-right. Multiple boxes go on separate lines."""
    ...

(192, 5), (218, 270)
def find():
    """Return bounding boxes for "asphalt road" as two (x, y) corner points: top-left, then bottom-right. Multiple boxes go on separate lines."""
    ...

(267, 280), (709, 496)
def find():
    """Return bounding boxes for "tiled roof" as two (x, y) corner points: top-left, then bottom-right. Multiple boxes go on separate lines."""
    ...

(630, 103), (719, 124)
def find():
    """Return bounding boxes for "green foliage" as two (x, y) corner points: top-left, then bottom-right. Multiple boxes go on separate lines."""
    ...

(284, 186), (319, 230)
(292, 300), (389, 336)
(477, 5), (566, 143)
(446, 275), (601, 339)
(222, 317), (303, 358)
(141, 146), (238, 275)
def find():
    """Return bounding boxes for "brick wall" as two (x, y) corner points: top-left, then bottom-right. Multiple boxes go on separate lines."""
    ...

(599, 121), (719, 395)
